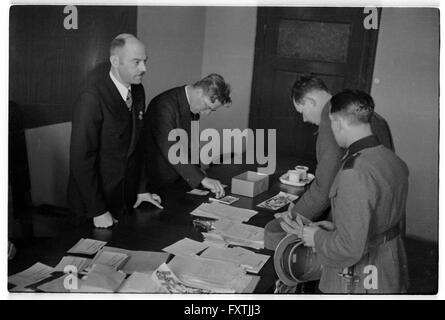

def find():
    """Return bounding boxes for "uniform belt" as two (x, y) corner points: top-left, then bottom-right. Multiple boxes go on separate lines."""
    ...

(368, 223), (401, 249)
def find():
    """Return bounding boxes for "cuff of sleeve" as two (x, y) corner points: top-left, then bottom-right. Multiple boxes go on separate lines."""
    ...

(314, 228), (329, 253)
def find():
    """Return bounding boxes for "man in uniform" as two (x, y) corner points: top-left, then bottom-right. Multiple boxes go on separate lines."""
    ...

(264, 76), (395, 250)
(279, 90), (409, 293)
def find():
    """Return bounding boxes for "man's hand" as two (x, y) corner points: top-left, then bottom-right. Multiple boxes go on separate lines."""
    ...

(302, 225), (320, 247)
(201, 177), (225, 198)
(133, 193), (163, 209)
(274, 202), (295, 219)
(279, 210), (305, 237)
(93, 211), (118, 228)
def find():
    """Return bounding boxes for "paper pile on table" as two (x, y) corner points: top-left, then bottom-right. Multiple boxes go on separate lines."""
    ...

(203, 219), (264, 250)
(190, 202), (257, 222)
(166, 255), (255, 293)
(200, 246), (269, 274)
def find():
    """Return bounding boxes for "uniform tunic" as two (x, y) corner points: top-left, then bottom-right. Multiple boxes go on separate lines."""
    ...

(314, 135), (410, 293)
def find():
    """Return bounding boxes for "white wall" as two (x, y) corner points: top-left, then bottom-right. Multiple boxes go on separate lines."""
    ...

(137, 6), (206, 103)
(371, 8), (439, 242)
(199, 7), (257, 134)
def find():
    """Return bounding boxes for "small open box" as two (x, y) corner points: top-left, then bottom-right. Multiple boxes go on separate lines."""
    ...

(231, 171), (269, 198)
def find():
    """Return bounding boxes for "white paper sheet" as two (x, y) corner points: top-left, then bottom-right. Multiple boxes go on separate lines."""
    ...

(89, 250), (129, 270)
(118, 271), (166, 293)
(74, 264), (126, 293)
(67, 238), (107, 255)
(200, 246), (270, 274)
(8, 262), (54, 288)
(37, 275), (69, 293)
(54, 256), (90, 273)
(190, 202), (257, 222)
(162, 238), (209, 257)
(102, 246), (169, 274)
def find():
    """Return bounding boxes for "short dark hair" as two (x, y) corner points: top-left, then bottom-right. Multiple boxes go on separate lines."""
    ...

(330, 89), (375, 124)
(291, 76), (329, 104)
(194, 73), (232, 105)
(110, 33), (136, 56)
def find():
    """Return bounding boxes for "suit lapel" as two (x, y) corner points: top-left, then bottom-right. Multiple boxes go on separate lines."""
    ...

(103, 75), (131, 121)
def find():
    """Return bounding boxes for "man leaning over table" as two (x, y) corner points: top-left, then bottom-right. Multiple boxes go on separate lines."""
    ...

(143, 73), (232, 198)
(280, 90), (409, 293)
(264, 76), (395, 250)
(68, 34), (162, 229)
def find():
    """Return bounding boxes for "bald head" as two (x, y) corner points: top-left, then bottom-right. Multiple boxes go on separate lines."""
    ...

(109, 34), (147, 87)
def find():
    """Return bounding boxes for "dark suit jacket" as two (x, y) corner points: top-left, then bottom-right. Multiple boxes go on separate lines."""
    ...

(68, 75), (146, 218)
(144, 86), (205, 189)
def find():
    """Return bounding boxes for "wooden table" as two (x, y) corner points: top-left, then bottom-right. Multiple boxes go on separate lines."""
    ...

(8, 157), (315, 293)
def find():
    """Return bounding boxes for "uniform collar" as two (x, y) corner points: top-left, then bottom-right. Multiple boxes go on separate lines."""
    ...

(109, 71), (130, 102)
(344, 135), (381, 160)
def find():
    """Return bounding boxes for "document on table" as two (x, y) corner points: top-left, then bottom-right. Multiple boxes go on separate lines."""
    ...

(74, 264), (126, 293)
(102, 246), (169, 274)
(200, 246), (270, 274)
(118, 271), (166, 293)
(8, 262), (54, 288)
(213, 219), (264, 246)
(162, 238), (209, 257)
(168, 255), (253, 293)
(190, 202), (258, 222)
(37, 275), (70, 293)
(152, 263), (211, 294)
(67, 238), (107, 255)
(54, 256), (91, 273)
(257, 191), (299, 211)
(88, 249), (129, 270)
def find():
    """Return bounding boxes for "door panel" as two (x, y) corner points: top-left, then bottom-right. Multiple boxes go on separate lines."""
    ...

(249, 7), (379, 159)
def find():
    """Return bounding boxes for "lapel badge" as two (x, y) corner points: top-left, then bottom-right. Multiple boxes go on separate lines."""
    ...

(138, 110), (143, 120)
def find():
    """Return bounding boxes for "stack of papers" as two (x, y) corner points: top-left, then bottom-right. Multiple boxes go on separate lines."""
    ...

(206, 219), (265, 250)
(101, 246), (169, 274)
(200, 246), (269, 274)
(152, 263), (211, 294)
(168, 255), (253, 293)
(190, 202), (257, 222)
(88, 249), (129, 270)
(67, 238), (107, 255)
(8, 263), (54, 288)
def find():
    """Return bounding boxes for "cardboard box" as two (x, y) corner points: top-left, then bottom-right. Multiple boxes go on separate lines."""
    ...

(231, 171), (269, 198)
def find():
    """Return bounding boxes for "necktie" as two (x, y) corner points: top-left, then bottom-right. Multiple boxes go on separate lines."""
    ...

(126, 90), (132, 112)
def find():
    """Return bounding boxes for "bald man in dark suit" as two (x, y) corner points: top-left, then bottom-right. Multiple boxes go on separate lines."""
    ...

(68, 34), (162, 228)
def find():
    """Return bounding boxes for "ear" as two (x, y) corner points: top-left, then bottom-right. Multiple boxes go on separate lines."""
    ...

(305, 96), (317, 108)
(195, 87), (204, 98)
(110, 55), (119, 68)
(330, 114), (341, 131)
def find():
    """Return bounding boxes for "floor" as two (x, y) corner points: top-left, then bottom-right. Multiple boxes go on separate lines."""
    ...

(9, 206), (438, 294)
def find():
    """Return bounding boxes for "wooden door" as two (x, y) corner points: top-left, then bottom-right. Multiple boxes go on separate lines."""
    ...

(249, 7), (379, 159)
